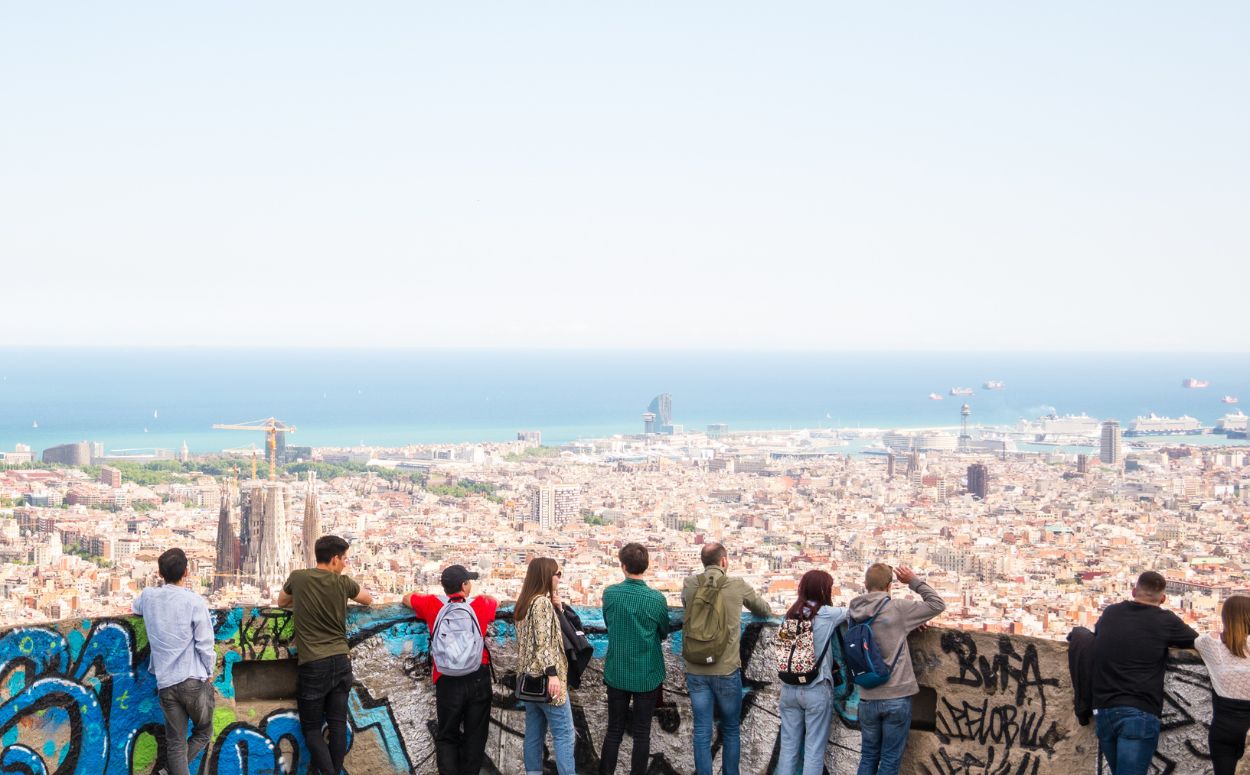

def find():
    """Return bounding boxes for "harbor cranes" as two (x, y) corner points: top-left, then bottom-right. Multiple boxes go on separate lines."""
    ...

(211, 418), (296, 480)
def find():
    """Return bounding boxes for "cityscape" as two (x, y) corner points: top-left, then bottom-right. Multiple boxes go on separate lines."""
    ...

(4, 391), (1248, 641)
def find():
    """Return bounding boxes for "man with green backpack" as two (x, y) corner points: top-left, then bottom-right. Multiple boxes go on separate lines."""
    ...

(681, 542), (773, 775)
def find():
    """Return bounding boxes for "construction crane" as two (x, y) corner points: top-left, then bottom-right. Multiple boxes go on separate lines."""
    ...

(212, 418), (296, 480)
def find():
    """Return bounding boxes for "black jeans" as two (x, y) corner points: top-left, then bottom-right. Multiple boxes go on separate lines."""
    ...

(158, 677), (215, 775)
(600, 684), (661, 775)
(434, 665), (493, 775)
(1210, 694), (1250, 775)
(298, 654), (354, 775)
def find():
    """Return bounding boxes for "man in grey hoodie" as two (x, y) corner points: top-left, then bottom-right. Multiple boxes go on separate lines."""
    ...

(849, 563), (946, 775)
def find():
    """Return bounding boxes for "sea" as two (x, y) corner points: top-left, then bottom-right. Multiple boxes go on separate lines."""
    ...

(0, 349), (1247, 455)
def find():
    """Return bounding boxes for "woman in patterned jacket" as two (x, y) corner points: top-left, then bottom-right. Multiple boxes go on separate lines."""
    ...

(515, 557), (575, 775)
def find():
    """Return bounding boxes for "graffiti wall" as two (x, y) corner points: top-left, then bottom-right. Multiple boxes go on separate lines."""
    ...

(0, 604), (1232, 774)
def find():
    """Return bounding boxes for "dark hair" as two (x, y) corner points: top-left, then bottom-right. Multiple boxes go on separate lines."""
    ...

(700, 542), (726, 568)
(514, 557), (560, 622)
(314, 535), (350, 564)
(619, 543), (649, 575)
(865, 563), (893, 592)
(1135, 571), (1167, 600)
(158, 548), (188, 584)
(787, 570), (834, 620)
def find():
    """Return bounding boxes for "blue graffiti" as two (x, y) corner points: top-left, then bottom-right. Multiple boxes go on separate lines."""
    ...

(0, 610), (413, 775)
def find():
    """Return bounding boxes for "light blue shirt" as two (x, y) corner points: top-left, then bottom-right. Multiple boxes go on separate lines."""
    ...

(811, 604), (849, 684)
(132, 584), (215, 689)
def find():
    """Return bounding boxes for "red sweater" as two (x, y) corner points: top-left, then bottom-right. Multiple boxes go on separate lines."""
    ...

(408, 592), (498, 683)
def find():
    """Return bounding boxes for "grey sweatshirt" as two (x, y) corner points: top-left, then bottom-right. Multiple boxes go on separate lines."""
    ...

(847, 578), (946, 700)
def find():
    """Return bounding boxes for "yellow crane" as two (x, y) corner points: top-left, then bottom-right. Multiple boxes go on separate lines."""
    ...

(212, 418), (296, 480)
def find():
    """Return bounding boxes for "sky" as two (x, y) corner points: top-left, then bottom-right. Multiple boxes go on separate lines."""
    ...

(1, 2), (1247, 351)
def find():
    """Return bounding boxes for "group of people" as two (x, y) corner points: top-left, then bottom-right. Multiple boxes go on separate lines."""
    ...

(1076, 570), (1250, 775)
(132, 536), (1250, 775)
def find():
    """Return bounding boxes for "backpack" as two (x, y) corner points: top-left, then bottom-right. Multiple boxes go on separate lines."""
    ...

(774, 617), (831, 685)
(843, 598), (906, 689)
(430, 597), (486, 677)
(683, 571), (731, 666)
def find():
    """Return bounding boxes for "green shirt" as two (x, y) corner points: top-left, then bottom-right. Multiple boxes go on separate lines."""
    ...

(282, 568), (361, 665)
(602, 578), (669, 692)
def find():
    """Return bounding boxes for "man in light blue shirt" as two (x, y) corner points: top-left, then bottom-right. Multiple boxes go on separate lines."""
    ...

(133, 548), (216, 775)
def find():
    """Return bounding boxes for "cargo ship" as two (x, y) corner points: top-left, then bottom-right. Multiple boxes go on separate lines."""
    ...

(949, 387), (974, 397)
(1124, 413), (1206, 436)
(1183, 378), (1210, 389)
(983, 380), (1005, 390)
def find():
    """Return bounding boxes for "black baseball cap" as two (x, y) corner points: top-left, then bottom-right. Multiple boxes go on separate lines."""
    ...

(441, 565), (480, 592)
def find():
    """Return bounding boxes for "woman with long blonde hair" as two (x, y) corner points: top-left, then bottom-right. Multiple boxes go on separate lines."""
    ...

(515, 557), (575, 775)
(1195, 595), (1250, 775)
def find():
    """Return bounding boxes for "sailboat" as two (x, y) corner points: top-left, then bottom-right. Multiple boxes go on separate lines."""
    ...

(153, 409), (159, 419)
(31, 420), (38, 429)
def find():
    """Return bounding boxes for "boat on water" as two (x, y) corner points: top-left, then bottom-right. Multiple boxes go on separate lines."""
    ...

(1222, 396), (1238, 405)
(983, 380), (1005, 390)
(928, 393), (943, 401)
(861, 442), (891, 456)
(1125, 413), (1206, 436)
(1216, 411), (1249, 434)
(950, 387), (974, 396)
(154, 409), (159, 419)
(1183, 378), (1210, 389)
(31, 421), (38, 429)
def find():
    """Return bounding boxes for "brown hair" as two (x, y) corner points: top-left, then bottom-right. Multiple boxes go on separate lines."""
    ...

(619, 543), (649, 575)
(1221, 595), (1250, 658)
(700, 542), (726, 568)
(1134, 571), (1167, 603)
(787, 570), (833, 621)
(865, 563), (893, 592)
(514, 557), (560, 622)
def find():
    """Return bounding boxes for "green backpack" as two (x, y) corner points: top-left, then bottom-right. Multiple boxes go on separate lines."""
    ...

(683, 571), (731, 666)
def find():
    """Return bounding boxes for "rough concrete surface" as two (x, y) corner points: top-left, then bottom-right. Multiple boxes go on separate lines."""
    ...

(0, 604), (1241, 774)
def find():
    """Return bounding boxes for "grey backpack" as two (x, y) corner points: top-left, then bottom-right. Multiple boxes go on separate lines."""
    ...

(430, 598), (485, 677)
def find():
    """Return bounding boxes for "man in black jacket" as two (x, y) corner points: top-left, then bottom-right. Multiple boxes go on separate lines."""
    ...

(1091, 571), (1197, 775)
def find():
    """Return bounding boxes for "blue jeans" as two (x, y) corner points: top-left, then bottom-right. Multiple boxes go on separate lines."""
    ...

(687, 670), (743, 775)
(524, 699), (576, 775)
(856, 696), (912, 775)
(1095, 706), (1161, 775)
(778, 681), (834, 775)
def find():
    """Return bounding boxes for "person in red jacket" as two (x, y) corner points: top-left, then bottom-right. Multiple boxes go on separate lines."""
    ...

(408, 565), (498, 775)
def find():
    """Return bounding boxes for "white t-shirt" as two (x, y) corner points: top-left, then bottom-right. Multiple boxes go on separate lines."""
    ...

(1195, 633), (1250, 701)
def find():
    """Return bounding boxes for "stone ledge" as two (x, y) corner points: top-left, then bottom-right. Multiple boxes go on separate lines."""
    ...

(0, 604), (1223, 774)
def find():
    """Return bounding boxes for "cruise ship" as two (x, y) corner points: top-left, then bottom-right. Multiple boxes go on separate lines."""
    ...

(949, 387), (974, 397)
(1125, 413), (1206, 436)
(983, 380), (1005, 390)
(1016, 413), (1101, 439)
(1183, 378), (1210, 389)
(1215, 411), (1249, 434)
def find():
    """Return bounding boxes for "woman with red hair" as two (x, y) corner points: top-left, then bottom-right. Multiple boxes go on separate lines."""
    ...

(777, 569), (849, 774)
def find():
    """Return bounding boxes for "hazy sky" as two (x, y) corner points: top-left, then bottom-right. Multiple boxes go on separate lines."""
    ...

(2, 2), (1247, 350)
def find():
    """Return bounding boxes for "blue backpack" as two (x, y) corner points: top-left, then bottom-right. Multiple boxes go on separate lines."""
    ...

(843, 598), (907, 689)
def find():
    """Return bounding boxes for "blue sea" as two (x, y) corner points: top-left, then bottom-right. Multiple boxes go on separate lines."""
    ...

(0, 349), (1246, 454)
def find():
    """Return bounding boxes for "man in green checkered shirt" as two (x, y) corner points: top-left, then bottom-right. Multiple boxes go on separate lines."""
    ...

(600, 542), (670, 775)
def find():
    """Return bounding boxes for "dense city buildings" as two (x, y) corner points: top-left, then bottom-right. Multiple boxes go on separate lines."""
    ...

(3, 425), (1249, 644)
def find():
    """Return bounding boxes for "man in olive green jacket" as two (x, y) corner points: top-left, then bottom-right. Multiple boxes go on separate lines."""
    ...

(681, 542), (772, 775)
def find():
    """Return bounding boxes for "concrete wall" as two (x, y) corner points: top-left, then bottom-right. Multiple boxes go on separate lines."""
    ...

(0, 604), (1233, 774)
